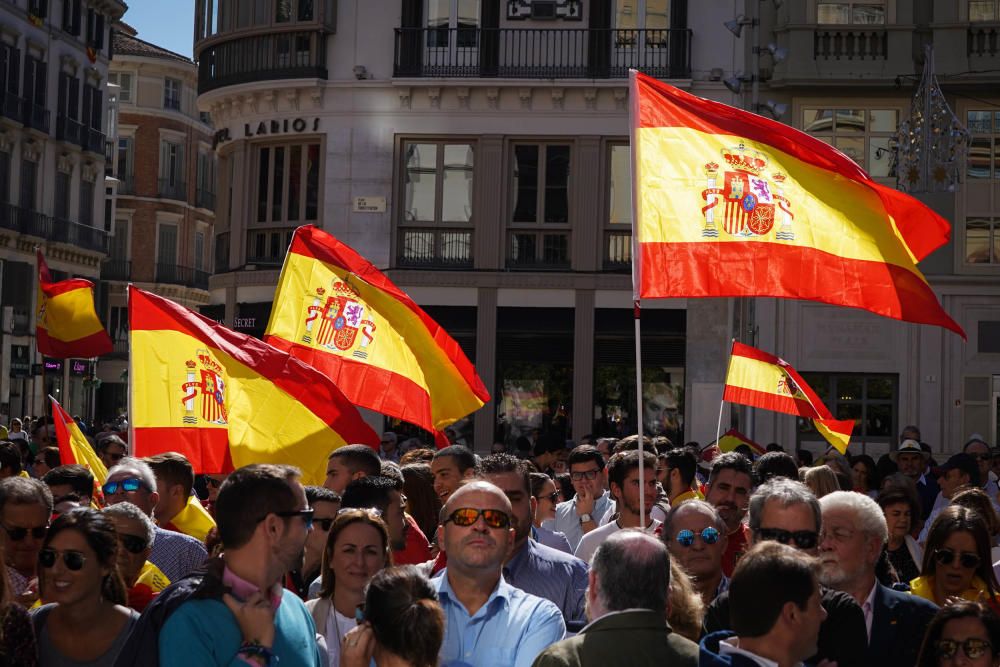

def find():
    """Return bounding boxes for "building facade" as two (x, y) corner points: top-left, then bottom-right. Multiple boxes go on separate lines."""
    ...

(195, 0), (1000, 457)
(0, 0), (125, 421)
(96, 27), (216, 419)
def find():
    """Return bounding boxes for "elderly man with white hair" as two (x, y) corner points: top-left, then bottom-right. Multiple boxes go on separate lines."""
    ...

(817, 490), (938, 667)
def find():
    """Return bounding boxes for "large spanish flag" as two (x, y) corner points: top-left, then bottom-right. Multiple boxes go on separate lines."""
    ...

(36, 250), (113, 358)
(264, 225), (489, 435)
(630, 71), (964, 338)
(128, 286), (378, 485)
(51, 394), (108, 485)
(723, 341), (855, 453)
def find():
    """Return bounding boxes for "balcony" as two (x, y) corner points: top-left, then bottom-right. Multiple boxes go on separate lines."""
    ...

(0, 92), (25, 124)
(155, 263), (210, 290)
(507, 231), (570, 270)
(603, 230), (632, 272)
(0, 203), (108, 253)
(158, 178), (188, 202)
(11, 308), (30, 336)
(813, 29), (888, 60)
(83, 127), (106, 155)
(247, 228), (294, 266)
(396, 228), (473, 269)
(116, 177), (135, 195)
(969, 24), (1000, 57)
(56, 114), (84, 145)
(198, 31), (328, 94)
(100, 259), (132, 281)
(196, 187), (216, 210)
(393, 27), (691, 79)
(24, 103), (50, 133)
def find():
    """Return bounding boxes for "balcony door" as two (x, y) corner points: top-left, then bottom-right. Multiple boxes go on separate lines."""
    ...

(612, 0), (672, 76)
(157, 222), (178, 283)
(425, 0), (480, 74)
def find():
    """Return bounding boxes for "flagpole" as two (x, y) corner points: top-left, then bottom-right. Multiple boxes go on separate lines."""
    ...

(126, 284), (133, 446)
(717, 338), (736, 450)
(628, 70), (646, 529)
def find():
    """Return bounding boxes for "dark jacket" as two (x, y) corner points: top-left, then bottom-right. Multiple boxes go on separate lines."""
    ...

(702, 586), (866, 667)
(699, 631), (775, 667)
(868, 583), (939, 667)
(532, 609), (698, 667)
(113, 556), (227, 667)
(916, 474), (940, 520)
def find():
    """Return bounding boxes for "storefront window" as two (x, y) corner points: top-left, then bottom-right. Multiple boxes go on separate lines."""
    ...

(796, 372), (896, 453)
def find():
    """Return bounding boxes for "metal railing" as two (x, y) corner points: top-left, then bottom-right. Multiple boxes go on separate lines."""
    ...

(158, 178), (187, 202)
(394, 27), (691, 79)
(507, 231), (570, 270)
(198, 31), (328, 94)
(100, 259), (131, 281)
(155, 263), (210, 289)
(83, 127), (106, 154)
(396, 228), (473, 269)
(969, 24), (1000, 56)
(0, 92), (24, 124)
(0, 204), (108, 253)
(24, 103), (50, 133)
(814, 30), (888, 59)
(196, 187), (216, 210)
(603, 230), (632, 271)
(116, 177), (135, 195)
(56, 115), (84, 144)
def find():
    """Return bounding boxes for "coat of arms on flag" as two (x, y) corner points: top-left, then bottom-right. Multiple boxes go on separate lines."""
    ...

(181, 351), (228, 425)
(701, 144), (794, 240)
(302, 280), (377, 360)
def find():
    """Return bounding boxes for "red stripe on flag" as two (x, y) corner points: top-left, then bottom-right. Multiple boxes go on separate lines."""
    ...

(730, 341), (783, 365)
(36, 327), (113, 358)
(52, 399), (77, 467)
(41, 279), (97, 298)
(132, 427), (233, 474)
(639, 242), (964, 337)
(723, 385), (819, 419)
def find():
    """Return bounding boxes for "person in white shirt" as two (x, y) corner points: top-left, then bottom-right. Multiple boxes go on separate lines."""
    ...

(575, 450), (659, 564)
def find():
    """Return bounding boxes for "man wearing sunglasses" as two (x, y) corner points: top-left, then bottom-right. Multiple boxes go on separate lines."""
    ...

(703, 478), (868, 667)
(435, 480), (565, 667)
(104, 501), (168, 613)
(95, 434), (129, 470)
(0, 476), (52, 606)
(964, 435), (999, 502)
(105, 458), (208, 583)
(298, 485), (341, 599)
(663, 500), (729, 606)
(818, 491), (938, 667)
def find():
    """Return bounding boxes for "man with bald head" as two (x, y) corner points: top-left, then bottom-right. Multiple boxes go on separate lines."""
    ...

(435, 480), (565, 667)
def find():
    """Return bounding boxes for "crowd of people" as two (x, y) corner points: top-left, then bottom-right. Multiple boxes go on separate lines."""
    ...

(3, 417), (1000, 666)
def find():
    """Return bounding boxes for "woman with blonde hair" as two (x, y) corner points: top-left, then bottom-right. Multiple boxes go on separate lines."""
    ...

(803, 465), (840, 498)
(307, 509), (392, 667)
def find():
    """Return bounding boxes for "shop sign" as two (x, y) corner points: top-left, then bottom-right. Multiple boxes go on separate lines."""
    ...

(213, 117), (320, 148)
(43, 358), (63, 372)
(353, 196), (386, 213)
(69, 359), (90, 376)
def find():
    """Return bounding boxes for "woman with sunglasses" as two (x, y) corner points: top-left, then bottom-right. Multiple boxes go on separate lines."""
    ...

(30, 508), (137, 667)
(307, 509), (392, 667)
(528, 472), (572, 554)
(340, 565), (444, 667)
(917, 601), (1000, 667)
(910, 505), (1000, 611)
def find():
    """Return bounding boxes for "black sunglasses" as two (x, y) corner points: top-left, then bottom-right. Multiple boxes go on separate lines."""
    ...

(205, 477), (224, 488)
(935, 638), (993, 660)
(536, 491), (560, 504)
(444, 508), (511, 529)
(934, 547), (981, 569)
(118, 533), (148, 554)
(273, 508), (314, 530)
(39, 548), (87, 571)
(314, 517), (336, 532)
(756, 527), (819, 550)
(3, 523), (47, 541)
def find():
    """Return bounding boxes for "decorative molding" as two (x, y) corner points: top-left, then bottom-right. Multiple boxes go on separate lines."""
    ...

(518, 87), (532, 109)
(486, 87), (500, 109)
(284, 88), (299, 111)
(456, 86), (471, 109)
(0, 24), (21, 47)
(583, 87), (598, 110)
(84, 66), (102, 85)
(426, 87), (441, 108)
(308, 87), (324, 109)
(507, 0), (582, 20)
(551, 87), (565, 110)
(613, 87), (628, 110)
(22, 140), (42, 163)
(60, 55), (80, 76)
(81, 161), (99, 182)
(398, 86), (412, 109)
(57, 152), (75, 174)
(0, 131), (13, 154)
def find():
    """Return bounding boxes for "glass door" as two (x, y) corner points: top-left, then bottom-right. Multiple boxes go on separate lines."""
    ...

(425, 0), (480, 75)
(613, 0), (670, 71)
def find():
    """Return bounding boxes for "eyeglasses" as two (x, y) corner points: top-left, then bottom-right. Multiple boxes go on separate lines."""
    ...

(537, 491), (560, 504)
(274, 509), (314, 530)
(934, 638), (993, 660)
(107, 452), (126, 462)
(39, 548), (87, 571)
(756, 528), (819, 550)
(819, 526), (856, 543)
(205, 477), (224, 488)
(2, 523), (48, 541)
(102, 478), (146, 495)
(570, 469), (600, 482)
(314, 517), (336, 532)
(934, 547), (981, 569)
(675, 527), (721, 547)
(970, 454), (992, 462)
(118, 533), (148, 554)
(443, 507), (511, 529)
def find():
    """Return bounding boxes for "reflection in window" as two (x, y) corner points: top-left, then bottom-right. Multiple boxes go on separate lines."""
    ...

(254, 142), (321, 226)
(797, 373), (896, 449)
(968, 111), (999, 180)
(509, 143), (571, 269)
(802, 106), (897, 176)
(966, 218), (1000, 264)
(426, 0), (480, 48)
(970, 0), (999, 22)
(817, 2), (886, 24)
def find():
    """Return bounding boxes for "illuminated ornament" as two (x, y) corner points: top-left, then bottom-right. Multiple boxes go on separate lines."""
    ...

(895, 45), (969, 193)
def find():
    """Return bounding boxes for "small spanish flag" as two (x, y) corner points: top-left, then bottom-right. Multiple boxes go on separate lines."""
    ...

(630, 71), (964, 338)
(717, 428), (766, 456)
(51, 394), (108, 486)
(129, 286), (379, 485)
(36, 250), (113, 358)
(723, 341), (855, 454)
(162, 495), (215, 543)
(264, 226), (489, 436)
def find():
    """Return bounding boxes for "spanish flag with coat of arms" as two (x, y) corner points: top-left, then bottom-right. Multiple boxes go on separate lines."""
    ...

(128, 286), (378, 485)
(629, 71), (964, 338)
(36, 250), (113, 358)
(264, 225), (490, 438)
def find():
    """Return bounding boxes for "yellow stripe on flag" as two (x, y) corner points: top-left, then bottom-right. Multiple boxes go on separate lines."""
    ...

(169, 495), (216, 543)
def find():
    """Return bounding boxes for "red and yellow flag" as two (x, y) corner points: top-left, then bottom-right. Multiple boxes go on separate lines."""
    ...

(36, 250), (113, 358)
(163, 495), (215, 543)
(723, 341), (855, 453)
(128, 286), (379, 485)
(629, 71), (964, 338)
(264, 225), (490, 436)
(51, 394), (108, 486)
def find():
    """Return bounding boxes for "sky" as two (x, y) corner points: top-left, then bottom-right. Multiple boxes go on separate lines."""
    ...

(122, 0), (196, 59)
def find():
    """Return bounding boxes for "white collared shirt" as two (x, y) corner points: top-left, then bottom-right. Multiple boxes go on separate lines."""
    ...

(862, 581), (878, 642)
(718, 637), (800, 667)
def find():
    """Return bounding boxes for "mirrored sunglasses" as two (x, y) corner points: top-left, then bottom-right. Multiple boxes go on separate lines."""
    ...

(102, 478), (146, 495)
(935, 638), (992, 660)
(675, 527), (721, 547)
(444, 507), (511, 529)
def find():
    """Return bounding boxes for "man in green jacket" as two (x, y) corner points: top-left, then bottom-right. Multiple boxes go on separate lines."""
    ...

(531, 529), (698, 667)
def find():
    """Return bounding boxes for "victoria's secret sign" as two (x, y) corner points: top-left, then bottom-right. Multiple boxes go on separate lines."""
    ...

(213, 117), (320, 148)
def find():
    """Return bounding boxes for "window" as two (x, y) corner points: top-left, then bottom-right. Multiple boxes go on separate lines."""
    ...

(0, 44), (19, 99)
(57, 72), (80, 122)
(117, 137), (134, 190)
(108, 71), (132, 103)
(23, 55), (47, 108)
(55, 171), (70, 219)
(247, 228), (294, 264)
(163, 77), (181, 110)
(970, 0), (999, 21)
(20, 159), (37, 209)
(802, 107), (897, 177)
(966, 218), (1000, 264)
(110, 218), (128, 261)
(427, 0), (480, 48)
(797, 373), (896, 450)
(108, 306), (127, 343)
(28, 0), (48, 19)
(605, 143), (631, 270)
(62, 0), (81, 35)
(0, 150), (9, 204)
(85, 8), (104, 49)
(194, 231), (205, 272)
(215, 232), (230, 272)
(157, 223), (178, 267)
(968, 111), (1000, 180)
(79, 179), (94, 226)
(509, 143), (571, 269)
(398, 141), (474, 268)
(160, 141), (186, 200)
(614, 0), (670, 47)
(276, 0), (314, 22)
(81, 82), (102, 130)
(817, 1), (886, 24)
(253, 142), (320, 225)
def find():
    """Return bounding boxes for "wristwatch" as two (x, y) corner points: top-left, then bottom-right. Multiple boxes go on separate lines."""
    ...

(579, 513), (593, 524)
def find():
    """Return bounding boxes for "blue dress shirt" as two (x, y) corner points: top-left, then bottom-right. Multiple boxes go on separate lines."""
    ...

(543, 490), (615, 552)
(531, 525), (573, 554)
(503, 538), (588, 627)
(434, 570), (566, 667)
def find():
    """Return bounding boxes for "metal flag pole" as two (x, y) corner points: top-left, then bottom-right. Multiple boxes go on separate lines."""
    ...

(126, 284), (134, 446)
(716, 338), (736, 449)
(628, 70), (646, 529)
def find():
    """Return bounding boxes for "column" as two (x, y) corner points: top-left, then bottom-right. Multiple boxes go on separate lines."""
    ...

(474, 136), (504, 270)
(474, 287), (498, 452)
(572, 290), (595, 442)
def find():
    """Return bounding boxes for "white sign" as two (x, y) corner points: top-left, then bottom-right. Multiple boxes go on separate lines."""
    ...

(353, 196), (386, 213)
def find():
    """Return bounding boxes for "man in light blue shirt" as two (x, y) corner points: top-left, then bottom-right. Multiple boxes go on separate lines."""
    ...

(543, 445), (615, 552)
(434, 480), (565, 667)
